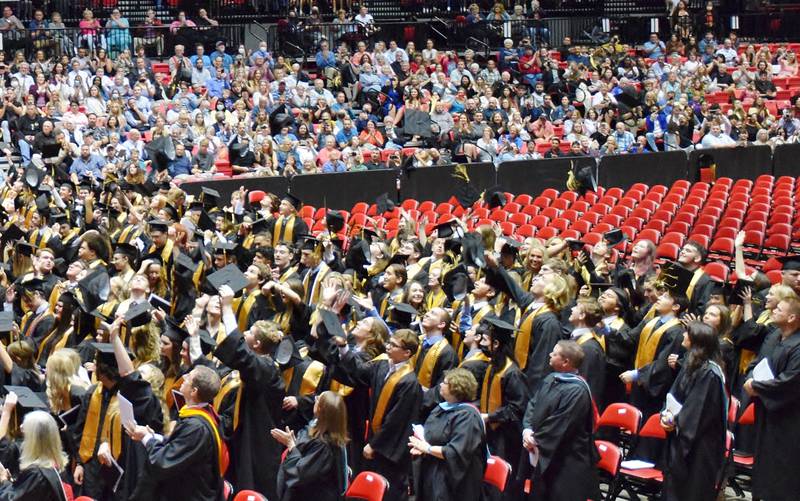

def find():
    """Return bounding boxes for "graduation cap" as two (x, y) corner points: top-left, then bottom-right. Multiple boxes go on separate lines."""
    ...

(443, 264), (473, 302)
(162, 204), (179, 222)
(91, 342), (134, 367)
(163, 316), (189, 345)
(35, 194), (51, 217)
(175, 252), (199, 273)
(567, 163), (598, 197)
(24, 165), (44, 190)
(452, 164), (480, 208)
(148, 219), (170, 234)
(345, 239), (371, 279)
(282, 192), (302, 210)
(389, 302), (418, 326)
(0, 311), (13, 334)
(657, 261), (694, 297)
(20, 277), (46, 294)
(3, 386), (47, 412)
(89, 307), (115, 325)
(197, 329), (216, 355)
(483, 186), (507, 209)
(387, 253), (408, 266)
(213, 240), (238, 256)
(53, 257), (68, 276)
(728, 279), (754, 306)
(124, 301), (153, 327)
(274, 337), (295, 366)
(148, 293), (171, 312)
(375, 193), (395, 214)
(196, 210), (215, 232)
(568, 239), (587, 251)
(299, 235), (321, 253)
(778, 255), (800, 272)
(434, 220), (461, 239)
(251, 217), (270, 234)
(500, 237), (522, 256)
(603, 228), (627, 248)
(479, 314), (519, 345)
(605, 286), (631, 317)
(113, 242), (139, 265)
(0, 224), (25, 246)
(326, 211), (345, 233)
(205, 264), (249, 294)
(200, 187), (221, 206)
(460, 232), (486, 269)
(319, 309), (346, 340)
(56, 404), (80, 430)
(16, 241), (36, 258)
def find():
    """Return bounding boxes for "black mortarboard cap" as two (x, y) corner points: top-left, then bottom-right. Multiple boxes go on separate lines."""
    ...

(461, 232), (486, 268)
(387, 253), (409, 266)
(53, 257), (68, 276)
(163, 316), (189, 345)
(604, 228), (627, 247)
(345, 239), (371, 278)
(501, 237), (522, 256)
(201, 187), (221, 206)
(319, 309), (346, 340)
(3, 386), (48, 411)
(197, 210), (215, 232)
(50, 212), (68, 225)
(175, 252), (199, 273)
(205, 264), (249, 294)
(213, 240), (238, 255)
(443, 264), (473, 302)
(282, 192), (302, 210)
(89, 307), (114, 324)
(607, 286), (631, 316)
(480, 314), (518, 345)
(124, 301), (153, 327)
(251, 218), (270, 234)
(658, 261), (694, 297)
(778, 255), (800, 272)
(326, 211), (345, 233)
(728, 279), (754, 306)
(376, 193), (395, 214)
(15, 241), (35, 257)
(568, 164), (598, 196)
(568, 239), (587, 251)
(35, 194), (50, 216)
(274, 337), (295, 366)
(113, 242), (139, 264)
(149, 293), (171, 312)
(300, 235), (321, 252)
(148, 219), (169, 233)
(24, 165), (44, 190)
(456, 182), (481, 209)
(484, 186), (507, 209)
(20, 277), (46, 294)
(1, 224), (25, 246)
(434, 220), (459, 239)
(162, 203), (178, 222)
(91, 342), (134, 367)
(389, 302), (418, 325)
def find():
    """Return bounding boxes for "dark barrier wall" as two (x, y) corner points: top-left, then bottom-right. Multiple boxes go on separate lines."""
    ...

(772, 143), (800, 178)
(497, 157), (595, 195)
(687, 145), (773, 182)
(290, 169), (398, 208)
(181, 176), (289, 203)
(400, 163), (496, 204)
(599, 151), (688, 189)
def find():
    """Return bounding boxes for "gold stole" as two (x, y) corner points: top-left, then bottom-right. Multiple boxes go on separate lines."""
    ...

(28, 227), (52, 249)
(78, 386), (122, 462)
(414, 337), (449, 388)
(116, 225), (140, 245)
(425, 288), (446, 311)
(459, 350), (490, 367)
(514, 304), (553, 370)
(480, 358), (513, 430)
(634, 317), (681, 369)
(577, 330), (607, 352)
(406, 257), (429, 283)
(609, 317), (626, 331)
(24, 311), (52, 346)
(739, 310), (772, 374)
(329, 377), (354, 397)
(452, 302), (492, 360)
(178, 407), (226, 476)
(302, 262), (330, 304)
(214, 371), (242, 431)
(282, 361), (325, 396)
(165, 375), (184, 410)
(685, 268), (706, 300)
(272, 215), (296, 247)
(242, 234), (255, 250)
(36, 326), (73, 364)
(371, 363), (414, 433)
(643, 304), (657, 322)
(236, 290), (261, 332)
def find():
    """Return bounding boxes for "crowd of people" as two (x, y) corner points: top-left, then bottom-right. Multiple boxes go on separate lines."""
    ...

(0, 2), (797, 501)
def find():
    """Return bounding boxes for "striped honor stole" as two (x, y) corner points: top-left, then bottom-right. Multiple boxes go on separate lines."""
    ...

(78, 386), (121, 463)
(272, 215), (296, 247)
(577, 330), (606, 352)
(178, 406), (228, 476)
(213, 371), (243, 431)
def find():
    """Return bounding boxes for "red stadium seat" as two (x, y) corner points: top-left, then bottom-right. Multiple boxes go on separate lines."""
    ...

(484, 455), (513, 492)
(704, 262), (730, 282)
(595, 440), (622, 496)
(517, 224), (535, 238)
(688, 233), (710, 248)
(597, 403), (642, 452)
(538, 227), (559, 239)
(508, 213), (530, 226)
(656, 242), (680, 261)
(709, 237), (735, 261)
(531, 215), (550, 228)
(233, 491), (267, 501)
(638, 229), (662, 245)
(661, 232), (686, 248)
(346, 471), (389, 501)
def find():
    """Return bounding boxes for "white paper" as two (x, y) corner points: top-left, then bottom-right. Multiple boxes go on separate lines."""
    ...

(621, 459), (655, 470)
(412, 424), (425, 441)
(665, 393), (683, 416)
(117, 394), (137, 428)
(753, 358), (775, 382)
(109, 456), (124, 493)
(528, 449), (539, 467)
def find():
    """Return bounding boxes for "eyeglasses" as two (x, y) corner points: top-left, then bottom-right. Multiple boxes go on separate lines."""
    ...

(386, 341), (404, 350)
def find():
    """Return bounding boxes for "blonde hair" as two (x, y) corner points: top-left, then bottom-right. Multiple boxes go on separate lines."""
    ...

(139, 363), (170, 431)
(544, 274), (570, 311)
(20, 411), (67, 471)
(46, 350), (85, 413)
(311, 391), (348, 447)
(770, 284), (799, 306)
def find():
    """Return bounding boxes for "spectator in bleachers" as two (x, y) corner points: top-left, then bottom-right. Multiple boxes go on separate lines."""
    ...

(700, 123), (736, 148)
(644, 33), (666, 60)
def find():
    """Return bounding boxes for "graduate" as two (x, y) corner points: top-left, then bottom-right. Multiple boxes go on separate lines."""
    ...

(522, 340), (600, 501)
(597, 286), (633, 409)
(676, 241), (714, 315)
(660, 322), (728, 501)
(477, 315), (527, 471)
(270, 194), (309, 248)
(214, 286), (286, 501)
(127, 365), (226, 501)
(744, 297), (800, 501)
(568, 298), (607, 407)
(272, 391), (349, 501)
(408, 368), (488, 501)
(413, 307), (458, 416)
(333, 328), (422, 501)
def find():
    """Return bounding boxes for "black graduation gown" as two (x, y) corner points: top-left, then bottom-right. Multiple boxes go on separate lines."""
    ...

(577, 334), (606, 408)
(521, 372), (600, 501)
(330, 350), (373, 474)
(626, 319), (685, 418)
(144, 410), (224, 501)
(459, 352), (489, 399)
(213, 331), (285, 501)
(277, 428), (347, 501)
(484, 361), (527, 465)
(414, 404), (488, 501)
(603, 321), (633, 410)
(687, 271), (713, 315)
(0, 466), (67, 501)
(662, 363), (727, 501)
(414, 339), (458, 417)
(750, 329), (800, 501)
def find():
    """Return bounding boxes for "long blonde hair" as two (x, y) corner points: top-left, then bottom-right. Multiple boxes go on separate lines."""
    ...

(45, 350), (85, 413)
(311, 391), (348, 447)
(20, 411), (67, 471)
(138, 363), (170, 432)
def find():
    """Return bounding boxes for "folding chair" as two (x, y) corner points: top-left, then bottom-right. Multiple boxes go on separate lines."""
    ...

(484, 455), (512, 492)
(346, 471), (389, 501)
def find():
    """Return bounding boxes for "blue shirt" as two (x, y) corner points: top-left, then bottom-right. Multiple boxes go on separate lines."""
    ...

(206, 76), (229, 99)
(322, 160), (347, 173)
(69, 154), (105, 180)
(189, 55), (212, 67)
(210, 51), (233, 71)
(168, 155), (192, 177)
(315, 50), (337, 69)
(335, 127), (357, 146)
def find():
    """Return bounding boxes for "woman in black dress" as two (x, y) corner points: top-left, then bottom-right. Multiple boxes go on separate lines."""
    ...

(660, 322), (728, 501)
(272, 390), (349, 501)
(0, 405), (69, 501)
(408, 367), (488, 501)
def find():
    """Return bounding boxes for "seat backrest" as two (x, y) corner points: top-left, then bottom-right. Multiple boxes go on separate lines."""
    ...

(595, 440), (622, 476)
(738, 403), (755, 426)
(233, 490), (266, 501)
(638, 413), (667, 439)
(484, 455), (512, 492)
(598, 403), (642, 435)
(346, 471), (389, 501)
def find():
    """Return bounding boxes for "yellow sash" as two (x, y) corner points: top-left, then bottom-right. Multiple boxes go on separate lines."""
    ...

(272, 215), (296, 247)
(78, 386), (121, 463)
(480, 359), (513, 430)
(685, 268), (706, 301)
(236, 290), (261, 332)
(577, 330), (606, 352)
(459, 350), (490, 367)
(452, 303), (493, 360)
(515, 304), (553, 370)
(36, 326), (72, 365)
(165, 375), (184, 410)
(214, 371), (243, 432)
(414, 337), (449, 388)
(634, 317), (681, 369)
(178, 407), (226, 476)
(425, 289), (446, 312)
(28, 227), (53, 249)
(300, 361), (325, 396)
(739, 310), (772, 374)
(302, 262), (330, 305)
(643, 305), (657, 322)
(371, 363), (414, 434)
